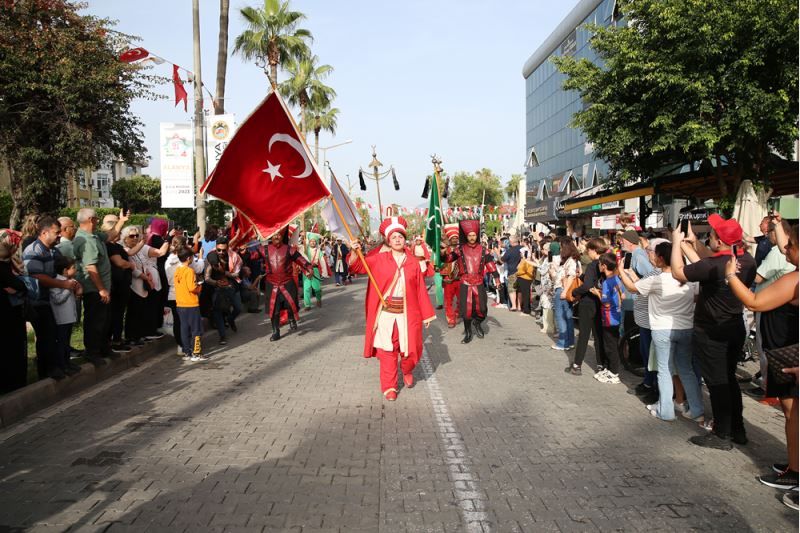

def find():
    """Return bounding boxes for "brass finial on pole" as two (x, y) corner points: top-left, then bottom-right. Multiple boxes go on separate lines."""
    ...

(359, 145), (397, 218)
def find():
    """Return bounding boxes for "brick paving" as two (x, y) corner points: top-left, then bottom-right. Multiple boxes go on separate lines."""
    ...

(0, 278), (795, 532)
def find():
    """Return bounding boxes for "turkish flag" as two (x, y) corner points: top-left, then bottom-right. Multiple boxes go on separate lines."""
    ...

(200, 91), (330, 238)
(173, 65), (188, 112)
(228, 210), (257, 249)
(119, 47), (149, 63)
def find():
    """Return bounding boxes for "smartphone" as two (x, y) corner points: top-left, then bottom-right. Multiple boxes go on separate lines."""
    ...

(623, 253), (632, 270)
(731, 244), (738, 256)
(680, 218), (689, 235)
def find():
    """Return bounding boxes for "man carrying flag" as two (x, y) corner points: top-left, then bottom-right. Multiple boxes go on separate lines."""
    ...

(200, 89), (330, 342)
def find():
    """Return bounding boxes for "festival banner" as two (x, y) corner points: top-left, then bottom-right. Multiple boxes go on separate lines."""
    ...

(159, 122), (194, 208)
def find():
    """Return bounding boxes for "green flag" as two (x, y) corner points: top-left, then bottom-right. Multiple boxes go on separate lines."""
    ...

(424, 173), (443, 268)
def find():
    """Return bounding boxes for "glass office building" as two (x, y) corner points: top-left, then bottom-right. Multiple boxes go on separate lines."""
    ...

(522, 0), (619, 220)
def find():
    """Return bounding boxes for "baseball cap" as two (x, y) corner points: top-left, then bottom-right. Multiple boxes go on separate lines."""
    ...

(621, 229), (640, 245)
(707, 214), (743, 245)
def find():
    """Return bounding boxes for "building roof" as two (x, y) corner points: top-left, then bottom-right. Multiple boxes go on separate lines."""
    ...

(521, 0), (604, 79)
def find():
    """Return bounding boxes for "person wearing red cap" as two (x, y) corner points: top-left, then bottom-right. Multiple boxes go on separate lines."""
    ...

(671, 215), (757, 450)
(439, 223), (462, 328)
(351, 217), (436, 401)
(264, 227), (312, 342)
(441, 218), (500, 343)
(412, 235), (434, 278)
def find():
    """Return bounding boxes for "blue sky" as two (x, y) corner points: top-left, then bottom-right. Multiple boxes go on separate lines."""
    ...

(84, 0), (575, 210)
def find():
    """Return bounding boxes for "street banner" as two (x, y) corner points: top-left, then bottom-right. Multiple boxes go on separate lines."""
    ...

(424, 172), (443, 267)
(321, 171), (362, 240)
(200, 90), (330, 238)
(159, 122), (194, 208)
(206, 114), (236, 173)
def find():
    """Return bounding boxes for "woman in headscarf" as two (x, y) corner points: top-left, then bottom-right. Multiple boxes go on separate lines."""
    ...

(0, 229), (29, 393)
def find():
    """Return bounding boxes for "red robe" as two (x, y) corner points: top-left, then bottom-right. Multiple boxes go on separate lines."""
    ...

(362, 246), (435, 364)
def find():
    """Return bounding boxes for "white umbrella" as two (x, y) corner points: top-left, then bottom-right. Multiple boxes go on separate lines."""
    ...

(732, 179), (772, 255)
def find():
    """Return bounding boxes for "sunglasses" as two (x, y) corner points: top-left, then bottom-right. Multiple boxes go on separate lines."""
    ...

(127, 234), (140, 238)
(216, 248), (227, 253)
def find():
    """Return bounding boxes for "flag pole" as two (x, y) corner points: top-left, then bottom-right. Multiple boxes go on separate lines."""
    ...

(329, 167), (368, 242)
(328, 194), (387, 308)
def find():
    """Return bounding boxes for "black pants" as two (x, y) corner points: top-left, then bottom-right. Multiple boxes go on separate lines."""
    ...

(166, 300), (182, 347)
(55, 323), (73, 369)
(266, 281), (298, 322)
(574, 299), (604, 368)
(518, 278), (532, 314)
(601, 325), (621, 374)
(110, 283), (130, 343)
(176, 306), (203, 356)
(0, 305), (29, 393)
(126, 292), (148, 342)
(30, 304), (58, 378)
(143, 288), (162, 336)
(694, 324), (746, 437)
(459, 283), (488, 323)
(83, 292), (112, 357)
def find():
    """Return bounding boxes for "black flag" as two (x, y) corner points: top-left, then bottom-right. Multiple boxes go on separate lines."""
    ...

(359, 169), (367, 191)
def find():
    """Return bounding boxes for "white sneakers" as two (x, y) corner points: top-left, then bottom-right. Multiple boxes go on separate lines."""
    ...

(594, 369), (620, 384)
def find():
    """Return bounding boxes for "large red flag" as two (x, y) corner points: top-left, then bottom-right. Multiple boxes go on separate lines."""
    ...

(200, 91), (330, 238)
(228, 210), (257, 249)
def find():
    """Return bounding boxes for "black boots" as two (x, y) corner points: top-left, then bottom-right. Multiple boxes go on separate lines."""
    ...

(289, 318), (298, 331)
(270, 318), (281, 341)
(461, 319), (473, 344)
(474, 320), (485, 339)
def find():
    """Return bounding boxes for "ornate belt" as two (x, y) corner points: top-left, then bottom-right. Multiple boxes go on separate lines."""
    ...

(383, 297), (404, 314)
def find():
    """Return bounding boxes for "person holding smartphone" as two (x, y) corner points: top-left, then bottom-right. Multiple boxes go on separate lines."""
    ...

(671, 215), (757, 450)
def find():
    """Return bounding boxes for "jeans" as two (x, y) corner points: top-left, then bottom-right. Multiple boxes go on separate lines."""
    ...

(212, 286), (242, 338)
(659, 328), (704, 419)
(650, 328), (676, 420)
(639, 327), (656, 388)
(553, 288), (574, 348)
(176, 306), (203, 356)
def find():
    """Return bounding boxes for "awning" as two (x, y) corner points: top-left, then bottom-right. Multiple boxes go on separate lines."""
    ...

(655, 159), (798, 199)
(562, 185), (653, 211)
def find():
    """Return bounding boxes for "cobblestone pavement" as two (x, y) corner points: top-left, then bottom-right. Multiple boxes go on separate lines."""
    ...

(0, 279), (795, 532)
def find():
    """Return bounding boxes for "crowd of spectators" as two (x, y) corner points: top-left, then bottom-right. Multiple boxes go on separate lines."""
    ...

(482, 212), (798, 508)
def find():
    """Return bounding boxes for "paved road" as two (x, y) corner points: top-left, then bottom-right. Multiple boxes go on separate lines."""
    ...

(0, 278), (794, 532)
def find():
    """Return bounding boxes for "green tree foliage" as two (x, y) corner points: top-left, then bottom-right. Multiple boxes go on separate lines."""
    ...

(0, 1), (151, 227)
(505, 174), (524, 202)
(553, 0), (798, 200)
(0, 190), (12, 228)
(233, 0), (312, 87)
(448, 168), (504, 207)
(304, 105), (340, 163)
(110, 175), (161, 213)
(279, 54), (335, 137)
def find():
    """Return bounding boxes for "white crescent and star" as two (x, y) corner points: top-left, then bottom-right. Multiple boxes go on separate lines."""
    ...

(426, 206), (442, 231)
(262, 133), (313, 181)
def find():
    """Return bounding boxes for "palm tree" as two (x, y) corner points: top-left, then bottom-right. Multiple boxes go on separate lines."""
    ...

(304, 105), (340, 163)
(214, 0), (230, 114)
(233, 0), (312, 87)
(279, 55), (336, 136)
(505, 173), (524, 202)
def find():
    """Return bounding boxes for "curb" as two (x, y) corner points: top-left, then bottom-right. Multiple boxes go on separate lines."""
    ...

(0, 336), (174, 429)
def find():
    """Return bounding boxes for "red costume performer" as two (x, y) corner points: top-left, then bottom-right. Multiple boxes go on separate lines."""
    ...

(440, 223), (462, 328)
(441, 218), (499, 344)
(265, 227), (311, 341)
(360, 217), (436, 401)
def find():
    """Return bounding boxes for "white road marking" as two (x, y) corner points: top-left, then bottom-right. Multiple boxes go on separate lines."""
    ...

(419, 347), (492, 533)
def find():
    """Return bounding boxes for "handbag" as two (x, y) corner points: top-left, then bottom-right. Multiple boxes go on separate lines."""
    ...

(765, 344), (799, 386)
(565, 276), (582, 303)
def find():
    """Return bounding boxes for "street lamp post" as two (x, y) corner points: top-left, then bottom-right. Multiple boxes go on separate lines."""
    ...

(319, 139), (353, 181)
(359, 146), (398, 217)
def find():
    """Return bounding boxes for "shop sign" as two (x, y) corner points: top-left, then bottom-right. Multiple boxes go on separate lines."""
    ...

(525, 196), (562, 223)
(592, 212), (639, 230)
(677, 208), (709, 225)
(602, 201), (621, 209)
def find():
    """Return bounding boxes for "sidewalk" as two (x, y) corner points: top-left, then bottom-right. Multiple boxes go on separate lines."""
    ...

(0, 279), (793, 532)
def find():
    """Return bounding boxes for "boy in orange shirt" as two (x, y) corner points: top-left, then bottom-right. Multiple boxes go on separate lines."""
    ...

(174, 247), (205, 361)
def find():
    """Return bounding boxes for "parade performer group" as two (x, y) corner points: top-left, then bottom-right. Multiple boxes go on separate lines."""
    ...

(264, 227), (311, 341)
(441, 218), (500, 344)
(352, 217), (436, 401)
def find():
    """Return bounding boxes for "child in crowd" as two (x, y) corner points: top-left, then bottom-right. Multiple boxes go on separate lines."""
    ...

(590, 252), (624, 384)
(174, 247), (205, 362)
(50, 256), (81, 376)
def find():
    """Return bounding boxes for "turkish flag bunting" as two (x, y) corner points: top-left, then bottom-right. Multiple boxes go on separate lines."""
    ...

(173, 65), (188, 112)
(119, 47), (150, 63)
(200, 90), (330, 238)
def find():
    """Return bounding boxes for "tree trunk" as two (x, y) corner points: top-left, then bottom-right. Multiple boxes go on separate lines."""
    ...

(213, 0), (230, 115)
(268, 42), (279, 88)
(6, 158), (23, 230)
(269, 63), (278, 88)
(314, 127), (320, 163)
(714, 154), (728, 199)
